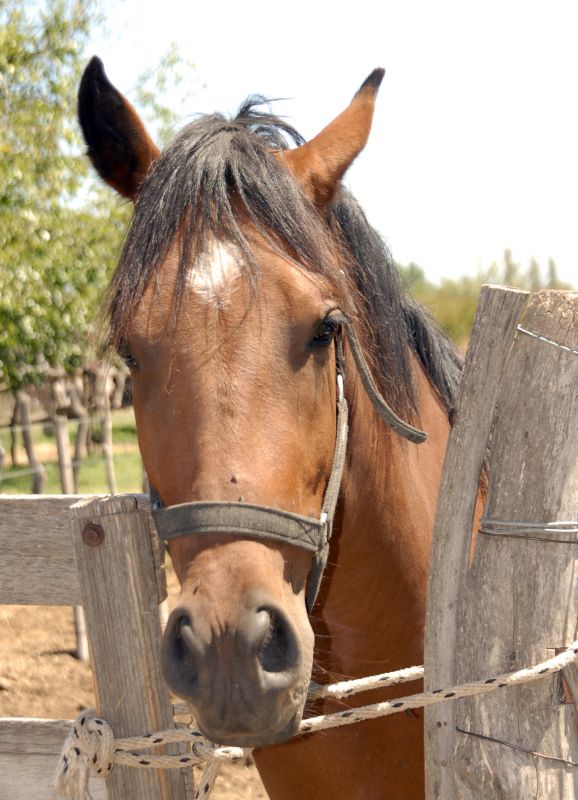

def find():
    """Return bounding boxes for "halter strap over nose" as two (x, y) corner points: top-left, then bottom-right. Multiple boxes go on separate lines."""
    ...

(151, 312), (427, 610)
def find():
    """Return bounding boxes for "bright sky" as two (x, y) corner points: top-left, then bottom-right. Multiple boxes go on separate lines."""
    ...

(87, 0), (578, 286)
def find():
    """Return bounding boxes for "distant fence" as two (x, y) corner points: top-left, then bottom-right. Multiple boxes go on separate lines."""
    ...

(0, 411), (117, 496)
(0, 365), (129, 494)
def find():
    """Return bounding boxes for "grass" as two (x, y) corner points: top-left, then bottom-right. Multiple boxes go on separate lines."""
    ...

(0, 407), (143, 495)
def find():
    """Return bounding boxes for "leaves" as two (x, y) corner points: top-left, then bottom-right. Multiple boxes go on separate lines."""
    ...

(398, 251), (572, 348)
(0, 0), (191, 391)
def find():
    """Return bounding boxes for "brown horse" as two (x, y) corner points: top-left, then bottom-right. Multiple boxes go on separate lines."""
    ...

(78, 58), (462, 799)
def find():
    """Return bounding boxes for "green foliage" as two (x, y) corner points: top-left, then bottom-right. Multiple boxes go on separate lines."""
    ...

(0, 1), (192, 391)
(0, 0), (125, 390)
(398, 250), (572, 347)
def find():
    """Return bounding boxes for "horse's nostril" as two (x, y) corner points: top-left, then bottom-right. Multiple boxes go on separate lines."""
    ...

(258, 608), (298, 674)
(178, 616), (195, 655)
(162, 613), (199, 699)
(176, 615), (203, 665)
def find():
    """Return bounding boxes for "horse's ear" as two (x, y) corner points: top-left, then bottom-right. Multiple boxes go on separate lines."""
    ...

(78, 57), (160, 200)
(281, 68), (385, 206)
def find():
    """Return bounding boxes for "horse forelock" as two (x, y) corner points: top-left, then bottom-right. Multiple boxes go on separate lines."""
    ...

(106, 99), (461, 420)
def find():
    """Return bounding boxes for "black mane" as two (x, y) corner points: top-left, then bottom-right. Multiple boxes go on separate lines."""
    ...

(108, 100), (461, 418)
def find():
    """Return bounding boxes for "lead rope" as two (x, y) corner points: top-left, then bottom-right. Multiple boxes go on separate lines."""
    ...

(55, 639), (578, 798)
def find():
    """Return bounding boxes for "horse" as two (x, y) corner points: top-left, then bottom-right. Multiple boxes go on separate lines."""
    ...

(78, 57), (462, 799)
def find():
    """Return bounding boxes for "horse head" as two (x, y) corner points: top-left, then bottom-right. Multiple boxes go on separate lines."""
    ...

(78, 58), (385, 747)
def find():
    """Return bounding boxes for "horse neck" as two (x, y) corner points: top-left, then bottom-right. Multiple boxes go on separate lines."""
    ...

(314, 353), (451, 678)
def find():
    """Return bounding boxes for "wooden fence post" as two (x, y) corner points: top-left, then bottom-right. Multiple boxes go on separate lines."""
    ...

(70, 494), (192, 800)
(452, 290), (578, 797)
(51, 406), (90, 664)
(424, 285), (529, 799)
(426, 289), (578, 798)
(15, 390), (45, 493)
(101, 406), (117, 494)
(52, 414), (75, 495)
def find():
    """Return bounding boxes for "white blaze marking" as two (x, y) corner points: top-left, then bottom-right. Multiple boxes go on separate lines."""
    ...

(188, 240), (242, 305)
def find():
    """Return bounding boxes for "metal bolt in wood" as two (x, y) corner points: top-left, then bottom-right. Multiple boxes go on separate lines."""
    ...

(82, 522), (105, 547)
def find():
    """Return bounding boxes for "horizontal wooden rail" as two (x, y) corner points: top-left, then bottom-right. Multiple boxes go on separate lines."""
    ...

(0, 718), (107, 800)
(0, 494), (151, 605)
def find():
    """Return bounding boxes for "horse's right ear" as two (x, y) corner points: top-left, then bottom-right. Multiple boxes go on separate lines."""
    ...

(78, 57), (159, 200)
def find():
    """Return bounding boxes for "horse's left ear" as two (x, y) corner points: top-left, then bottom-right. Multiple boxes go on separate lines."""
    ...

(281, 68), (385, 206)
(78, 56), (160, 200)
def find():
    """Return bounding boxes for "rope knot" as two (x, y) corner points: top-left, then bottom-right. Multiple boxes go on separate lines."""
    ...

(55, 708), (115, 799)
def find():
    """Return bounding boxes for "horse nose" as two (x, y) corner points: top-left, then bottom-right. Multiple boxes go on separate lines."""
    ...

(161, 603), (301, 703)
(161, 613), (201, 698)
(255, 607), (300, 678)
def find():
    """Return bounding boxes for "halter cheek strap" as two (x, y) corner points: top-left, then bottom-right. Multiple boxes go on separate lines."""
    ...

(151, 313), (426, 610)
(153, 338), (348, 610)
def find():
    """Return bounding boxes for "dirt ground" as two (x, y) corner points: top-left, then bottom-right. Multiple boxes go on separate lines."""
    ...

(0, 577), (269, 799)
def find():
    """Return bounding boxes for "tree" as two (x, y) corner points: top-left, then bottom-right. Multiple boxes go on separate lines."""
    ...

(0, 1), (117, 389)
(0, 1), (192, 391)
(398, 250), (572, 348)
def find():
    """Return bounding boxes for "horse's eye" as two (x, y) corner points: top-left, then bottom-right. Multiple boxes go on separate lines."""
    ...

(118, 344), (138, 370)
(311, 319), (338, 348)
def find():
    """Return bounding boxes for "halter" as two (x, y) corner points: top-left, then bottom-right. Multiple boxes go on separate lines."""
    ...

(151, 311), (427, 610)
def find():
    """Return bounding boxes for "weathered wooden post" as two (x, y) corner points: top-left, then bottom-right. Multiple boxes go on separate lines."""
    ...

(68, 370), (90, 490)
(425, 289), (578, 798)
(70, 494), (192, 800)
(51, 414), (75, 496)
(52, 410), (89, 662)
(15, 390), (45, 493)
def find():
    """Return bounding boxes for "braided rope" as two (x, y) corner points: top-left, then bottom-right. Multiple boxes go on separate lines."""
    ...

(55, 638), (578, 798)
(300, 638), (578, 734)
(307, 663), (425, 699)
(195, 761), (224, 799)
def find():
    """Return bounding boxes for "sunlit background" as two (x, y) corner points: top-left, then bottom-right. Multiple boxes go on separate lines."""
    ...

(87, 0), (578, 286)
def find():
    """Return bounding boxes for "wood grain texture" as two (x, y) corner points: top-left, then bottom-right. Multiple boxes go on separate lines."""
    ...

(70, 495), (190, 800)
(454, 290), (578, 798)
(0, 493), (166, 607)
(0, 718), (107, 799)
(424, 285), (529, 799)
(0, 495), (92, 605)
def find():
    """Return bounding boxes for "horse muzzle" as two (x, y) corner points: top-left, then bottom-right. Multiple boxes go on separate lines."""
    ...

(161, 596), (311, 746)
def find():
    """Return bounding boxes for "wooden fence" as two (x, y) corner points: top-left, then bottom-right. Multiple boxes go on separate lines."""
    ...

(425, 287), (578, 798)
(0, 494), (192, 800)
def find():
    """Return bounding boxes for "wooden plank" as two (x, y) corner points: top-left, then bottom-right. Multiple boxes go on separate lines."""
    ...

(70, 495), (190, 800)
(0, 754), (108, 800)
(0, 495), (83, 557)
(0, 718), (107, 799)
(0, 494), (156, 607)
(0, 495), (89, 605)
(424, 285), (529, 799)
(453, 290), (578, 798)
(0, 717), (72, 754)
(0, 554), (80, 605)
